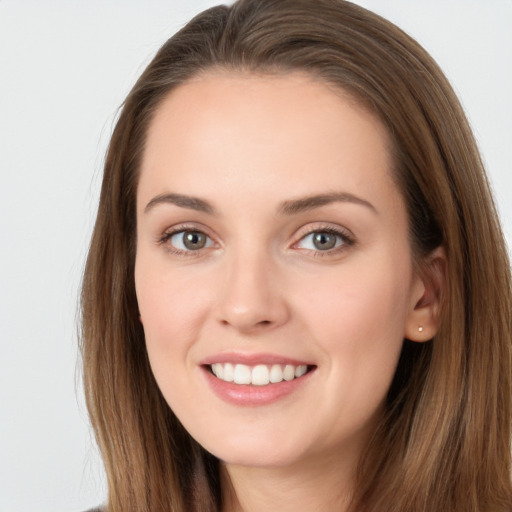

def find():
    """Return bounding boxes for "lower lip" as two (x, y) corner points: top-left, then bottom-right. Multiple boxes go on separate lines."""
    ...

(202, 367), (314, 406)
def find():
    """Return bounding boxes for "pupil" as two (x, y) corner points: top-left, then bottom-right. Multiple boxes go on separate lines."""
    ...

(183, 231), (205, 250)
(313, 232), (336, 250)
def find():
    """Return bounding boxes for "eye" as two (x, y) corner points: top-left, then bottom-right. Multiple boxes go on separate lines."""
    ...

(167, 230), (214, 252)
(295, 229), (352, 252)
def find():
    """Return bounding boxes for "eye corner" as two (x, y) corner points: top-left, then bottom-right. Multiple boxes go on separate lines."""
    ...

(291, 224), (356, 257)
(157, 224), (218, 256)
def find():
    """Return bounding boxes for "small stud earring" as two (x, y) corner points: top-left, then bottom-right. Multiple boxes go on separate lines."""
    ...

(418, 326), (424, 332)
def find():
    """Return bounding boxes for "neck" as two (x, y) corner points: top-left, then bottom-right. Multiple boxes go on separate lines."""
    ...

(220, 450), (356, 512)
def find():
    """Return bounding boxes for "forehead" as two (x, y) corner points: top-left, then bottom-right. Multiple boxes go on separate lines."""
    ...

(143, 70), (388, 153)
(139, 71), (398, 214)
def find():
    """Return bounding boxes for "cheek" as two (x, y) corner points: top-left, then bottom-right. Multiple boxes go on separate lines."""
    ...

(135, 258), (191, 356)
(135, 266), (204, 409)
(299, 257), (412, 387)
(136, 248), (204, 327)
(296, 268), (411, 444)
(134, 255), (218, 390)
(306, 267), (408, 333)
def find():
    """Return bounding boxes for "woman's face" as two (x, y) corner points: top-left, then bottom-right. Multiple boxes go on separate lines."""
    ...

(135, 72), (426, 470)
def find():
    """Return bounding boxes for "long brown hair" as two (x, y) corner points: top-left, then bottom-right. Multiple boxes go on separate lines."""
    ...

(80, 1), (512, 510)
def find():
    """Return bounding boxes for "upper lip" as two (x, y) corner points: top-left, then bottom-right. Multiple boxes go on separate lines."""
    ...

(199, 352), (314, 367)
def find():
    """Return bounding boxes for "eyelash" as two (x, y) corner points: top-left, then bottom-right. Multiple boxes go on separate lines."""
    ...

(157, 224), (355, 258)
(157, 224), (215, 257)
(293, 226), (355, 258)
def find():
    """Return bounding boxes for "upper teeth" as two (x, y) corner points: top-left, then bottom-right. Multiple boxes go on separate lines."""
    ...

(210, 363), (308, 386)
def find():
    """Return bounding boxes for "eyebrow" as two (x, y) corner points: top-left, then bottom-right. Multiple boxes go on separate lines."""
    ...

(144, 191), (377, 216)
(278, 192), (377, 215)
(144, 193), (216, 215)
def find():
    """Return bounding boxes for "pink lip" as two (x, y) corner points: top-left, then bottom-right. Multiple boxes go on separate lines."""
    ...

(200, 352), (312, 366)
(200, 355), (316, 407)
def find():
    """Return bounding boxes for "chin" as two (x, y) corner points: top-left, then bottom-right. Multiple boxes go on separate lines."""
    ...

(218, 449), (300, 469)
(197, 430), (312, 469)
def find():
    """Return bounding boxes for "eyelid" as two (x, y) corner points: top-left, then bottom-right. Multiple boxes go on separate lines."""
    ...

(291, 223), (356, 254)
(157, 222), (218, 255)
(155, 221), (355, 257)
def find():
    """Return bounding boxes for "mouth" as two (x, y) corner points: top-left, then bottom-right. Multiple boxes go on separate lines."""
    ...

(207, 363), (314, 386)
(201, 355), (316, 406)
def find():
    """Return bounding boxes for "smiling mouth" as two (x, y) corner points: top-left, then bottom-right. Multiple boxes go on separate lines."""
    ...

(208, 363), (314, 386)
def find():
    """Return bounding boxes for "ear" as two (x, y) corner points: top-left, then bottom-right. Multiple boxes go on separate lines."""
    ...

(404, 247), (447, 342)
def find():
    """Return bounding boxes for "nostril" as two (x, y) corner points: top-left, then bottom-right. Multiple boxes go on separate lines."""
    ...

(253, 320), (274, 329)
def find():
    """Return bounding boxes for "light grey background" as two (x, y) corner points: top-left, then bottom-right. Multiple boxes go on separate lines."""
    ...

(1, 1), (510, 511)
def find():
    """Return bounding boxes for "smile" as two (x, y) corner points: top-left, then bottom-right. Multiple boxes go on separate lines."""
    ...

(210, 363), (309, 386)
(201, 354), (316, 406)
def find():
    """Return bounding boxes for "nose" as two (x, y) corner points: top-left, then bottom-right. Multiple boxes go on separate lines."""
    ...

(216, 249), (290, 334)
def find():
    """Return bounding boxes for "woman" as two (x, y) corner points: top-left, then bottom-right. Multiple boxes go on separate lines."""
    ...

(80, 0), (512, 510)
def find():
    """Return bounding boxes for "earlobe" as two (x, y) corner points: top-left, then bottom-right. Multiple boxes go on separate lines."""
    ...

(405, 247), (447, 343)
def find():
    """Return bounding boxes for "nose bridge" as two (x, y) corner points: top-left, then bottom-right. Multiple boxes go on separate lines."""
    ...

(218, 239), (288, 332)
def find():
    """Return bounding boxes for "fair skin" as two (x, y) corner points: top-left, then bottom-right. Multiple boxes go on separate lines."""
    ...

(135, 72), (440, 512)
